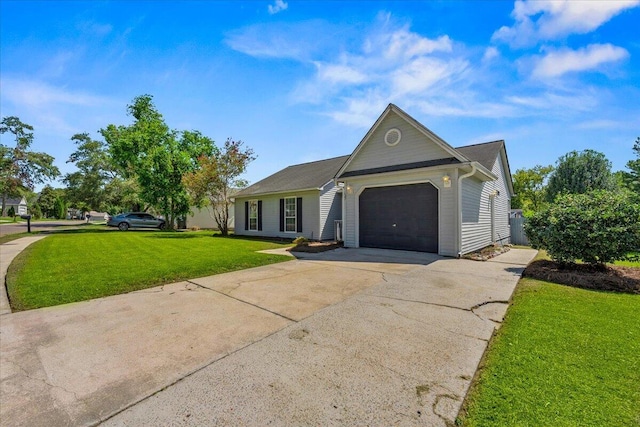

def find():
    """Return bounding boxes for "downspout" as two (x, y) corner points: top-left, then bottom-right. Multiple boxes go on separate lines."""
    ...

(457, 163), (477, 258)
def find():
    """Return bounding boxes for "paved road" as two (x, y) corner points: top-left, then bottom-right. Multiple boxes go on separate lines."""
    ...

(0, 220), (88, 236)
(0, 247), (537, 427)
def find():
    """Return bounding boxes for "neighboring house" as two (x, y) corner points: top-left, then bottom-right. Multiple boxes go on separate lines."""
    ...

(185, 204), (236, 230)
(235, 104), (514, 256)
(3, 197), (28, 216)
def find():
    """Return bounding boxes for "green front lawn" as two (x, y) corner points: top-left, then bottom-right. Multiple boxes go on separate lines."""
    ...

(6, 230), (292, 311)
(459, 276), (640, 426)
(614, 252), (640, 267)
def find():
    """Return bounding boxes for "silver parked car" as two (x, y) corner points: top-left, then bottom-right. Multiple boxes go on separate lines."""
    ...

(107, 212), (166, 231)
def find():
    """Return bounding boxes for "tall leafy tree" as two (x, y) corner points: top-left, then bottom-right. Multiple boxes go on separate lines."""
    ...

(0, 116), (59, 215)
(184, 138), (256, 235)
(101, 95), (214, 228)
(63, 133), (142, 213)
(37, 185), (59, 218)
(64, 133), (115, 211)
(511, 165), (554, 216)
(546, 149), (616, 202)
(621, 137), (640, 196)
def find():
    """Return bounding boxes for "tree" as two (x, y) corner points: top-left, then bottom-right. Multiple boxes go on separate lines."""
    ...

(546, 150), (615, 202)
(511, 165), (553, 216)
(63, 133), (114, 211)
(525, 190), (640, 266)
(184, 138), (256, 235)
(63, 133), (141, 214)
(54, 196), (67, 219)
(101, 95), (215, 229)
(0, 116), (60, 215)
(621, 137), (640, 195)
(37, 185), (58, 218)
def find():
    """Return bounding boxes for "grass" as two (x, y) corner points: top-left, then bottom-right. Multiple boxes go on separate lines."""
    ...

(6, 230), (292, 311)
(614, 252), (640, 267)
(459, 257), (640, 426)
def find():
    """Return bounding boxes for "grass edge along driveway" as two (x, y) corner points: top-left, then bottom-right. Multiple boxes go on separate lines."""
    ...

(458, 254), (640, 427)
(6, 231), (292, 311)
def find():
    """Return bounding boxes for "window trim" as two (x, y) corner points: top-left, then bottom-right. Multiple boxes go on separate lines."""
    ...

(284, 196), (297, 233)
(248, 199), (258, 231)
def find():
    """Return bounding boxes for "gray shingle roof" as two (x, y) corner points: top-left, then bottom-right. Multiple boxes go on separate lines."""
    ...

(235, 155), (350, 197)
(4, 197), (25, 205)
(236, 140), (507, 198)
(455, 140), (504, 171)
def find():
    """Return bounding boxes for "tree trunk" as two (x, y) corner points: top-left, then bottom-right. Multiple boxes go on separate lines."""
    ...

(1, 194), (6, 217)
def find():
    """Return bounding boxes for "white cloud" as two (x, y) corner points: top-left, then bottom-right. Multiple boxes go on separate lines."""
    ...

(1, 77), (109, 108)
(505, 92), (598, 112)
(392, 57), (468, 95)
(267, 0), (288, 15)
(532, 44), (629, 78)
(315, 62), (369, 85)
(225, 21), (332, 61)
(482, 46), (500, 62)
(493, 0), (640, 47)
(0, 76), (116, 136)
(228, 13), (622, 127)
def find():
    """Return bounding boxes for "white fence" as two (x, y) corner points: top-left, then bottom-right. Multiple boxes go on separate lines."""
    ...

(510, 217), (529, 246)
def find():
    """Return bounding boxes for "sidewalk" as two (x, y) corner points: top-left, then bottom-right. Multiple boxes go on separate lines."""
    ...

(0, 236), (48, 315)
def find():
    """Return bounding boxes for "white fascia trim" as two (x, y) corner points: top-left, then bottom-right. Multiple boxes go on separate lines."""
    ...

(234, 187), (321, 199)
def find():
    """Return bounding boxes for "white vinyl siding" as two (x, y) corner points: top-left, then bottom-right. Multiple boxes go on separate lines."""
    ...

(460, 178), (492, 254)
(492, 155), (511, 245)
(319, 181), (342, 240)
(234, 191), (321, 240)
(460, 152), (511, 254)
(343, 111), (455, 174)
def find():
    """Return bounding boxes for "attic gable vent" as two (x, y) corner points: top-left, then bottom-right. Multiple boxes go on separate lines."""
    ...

(384, 128), (401, 146)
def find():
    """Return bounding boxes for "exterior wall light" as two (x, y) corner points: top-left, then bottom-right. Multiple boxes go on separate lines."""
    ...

(346, 185), (353, 194)
(442, 174), (451, 188)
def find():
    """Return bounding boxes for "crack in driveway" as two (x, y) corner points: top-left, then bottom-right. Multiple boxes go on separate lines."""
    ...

(186, 280), (297, 322)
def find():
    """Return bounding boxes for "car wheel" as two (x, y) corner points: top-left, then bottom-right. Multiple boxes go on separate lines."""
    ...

(159, 222), (166, 230)
(118, 222), (129, 231)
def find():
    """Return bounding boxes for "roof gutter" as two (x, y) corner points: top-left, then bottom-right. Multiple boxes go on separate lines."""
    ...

(457, 163), (477, 258)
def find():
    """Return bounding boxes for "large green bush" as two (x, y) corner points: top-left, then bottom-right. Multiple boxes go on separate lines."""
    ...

(525, 191), (640, 265)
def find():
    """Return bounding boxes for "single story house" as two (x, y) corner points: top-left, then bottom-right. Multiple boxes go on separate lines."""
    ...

(2, 197), (28, 216)
(234, 104), (514, 257)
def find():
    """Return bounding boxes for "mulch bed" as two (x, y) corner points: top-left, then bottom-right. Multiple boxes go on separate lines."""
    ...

(464, 245), (510, 261)
(288, 242), (343, 253)
(523, 260), (640, 294)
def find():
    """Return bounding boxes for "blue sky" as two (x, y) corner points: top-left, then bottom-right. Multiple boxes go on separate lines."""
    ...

(1, 0), (639, 190)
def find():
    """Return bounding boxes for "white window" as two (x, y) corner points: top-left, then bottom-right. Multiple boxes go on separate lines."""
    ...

(285, 197), (296, 232)
(249, 200), (258, 231)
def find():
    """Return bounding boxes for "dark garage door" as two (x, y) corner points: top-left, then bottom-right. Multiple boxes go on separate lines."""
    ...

(359, 183), (438, 253)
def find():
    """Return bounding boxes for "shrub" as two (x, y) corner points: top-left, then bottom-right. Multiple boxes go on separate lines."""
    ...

(525, 190), (640, 265)
(292, 236), (309, 246)
(7, 206), (15, 218)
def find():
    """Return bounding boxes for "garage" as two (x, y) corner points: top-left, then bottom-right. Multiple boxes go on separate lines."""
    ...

(358, 182), (439, 253)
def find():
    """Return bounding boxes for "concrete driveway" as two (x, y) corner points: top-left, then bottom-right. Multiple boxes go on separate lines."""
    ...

(0, 247), (536, 427)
